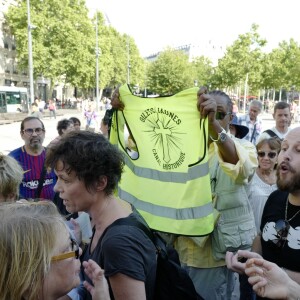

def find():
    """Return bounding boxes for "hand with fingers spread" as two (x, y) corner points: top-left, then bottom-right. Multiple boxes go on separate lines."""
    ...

(245, 258), (295, 299)
(83, 259), (110, 300)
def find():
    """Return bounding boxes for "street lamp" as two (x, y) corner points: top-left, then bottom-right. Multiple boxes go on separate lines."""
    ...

(26, 0), (35, 113)
(127, 36), (130, 84)
(243, 73), (249, 114)
(95, 11), (100, 111)
(291, 85), (295, 103)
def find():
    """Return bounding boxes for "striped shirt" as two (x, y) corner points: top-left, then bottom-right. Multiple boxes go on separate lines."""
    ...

(238, 114), (263, 144)
(9, 147), (56, 200)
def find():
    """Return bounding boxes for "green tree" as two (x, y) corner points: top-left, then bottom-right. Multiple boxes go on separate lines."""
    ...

(146, 48), (193, 95)
(214, 24), (266, 93)
(6, 0), (96, 94)
(191, 56), (213, 87)
(5, 1), (145, 97)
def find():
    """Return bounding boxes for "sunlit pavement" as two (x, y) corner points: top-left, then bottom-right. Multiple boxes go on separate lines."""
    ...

(0, 108), (106, 155)
(1, 110), (299, 155)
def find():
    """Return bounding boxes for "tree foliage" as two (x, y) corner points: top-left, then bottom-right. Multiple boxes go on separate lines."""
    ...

(213, 24), (266, 92)
(5, 4), (300, 100)
(5, 0), (145, 94)
(146, 48), (194, 95)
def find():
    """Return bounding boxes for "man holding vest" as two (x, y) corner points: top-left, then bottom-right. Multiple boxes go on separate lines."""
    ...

(174, 88), (258, 299)
(110, 86), (257, 299)
(257, 101), (291, 142)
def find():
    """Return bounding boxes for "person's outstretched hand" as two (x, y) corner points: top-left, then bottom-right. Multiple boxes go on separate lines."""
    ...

(83, 259), (110, 300)
(226, 250), (262, 274)
(245, 258), (290, 299)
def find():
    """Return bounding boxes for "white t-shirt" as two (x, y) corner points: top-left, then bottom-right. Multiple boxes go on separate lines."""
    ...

(247, 172), (277, 232)
(257, 126), (291, 143)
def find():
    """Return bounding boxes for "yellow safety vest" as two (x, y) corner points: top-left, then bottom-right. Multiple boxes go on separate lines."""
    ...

(110, 84), (214, 236)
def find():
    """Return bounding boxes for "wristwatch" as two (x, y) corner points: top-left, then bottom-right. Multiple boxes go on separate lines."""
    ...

(210, 128), (227, 144)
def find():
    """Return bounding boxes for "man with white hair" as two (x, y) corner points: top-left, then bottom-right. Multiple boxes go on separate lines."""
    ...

(238, 99), (263, 144)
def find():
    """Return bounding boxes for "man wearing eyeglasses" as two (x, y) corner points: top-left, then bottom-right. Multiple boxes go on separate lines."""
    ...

(9, 116), (57, 200)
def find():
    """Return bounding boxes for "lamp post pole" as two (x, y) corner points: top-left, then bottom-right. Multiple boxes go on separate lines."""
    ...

(243, 72), (248, 114)
(127, 36), (130, 84)
(95, 12), (99, 111)
(26, 0), (34, 113)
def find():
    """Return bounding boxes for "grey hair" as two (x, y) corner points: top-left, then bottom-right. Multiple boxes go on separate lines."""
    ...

(250, 100), (263, 111)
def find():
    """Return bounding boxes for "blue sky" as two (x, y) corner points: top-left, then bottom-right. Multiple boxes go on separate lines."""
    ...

(86, 0), (300, 57)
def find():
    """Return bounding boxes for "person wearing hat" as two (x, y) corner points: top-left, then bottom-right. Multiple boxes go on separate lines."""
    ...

(229, 114), (249, 139)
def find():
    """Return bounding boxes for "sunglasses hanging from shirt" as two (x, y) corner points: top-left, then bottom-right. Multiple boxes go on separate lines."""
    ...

(272, 198), (300, 248)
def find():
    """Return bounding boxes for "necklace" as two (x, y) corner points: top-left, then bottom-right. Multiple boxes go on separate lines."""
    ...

(285, 197), (300, 222)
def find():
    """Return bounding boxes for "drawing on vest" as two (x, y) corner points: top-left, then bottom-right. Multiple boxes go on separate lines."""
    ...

(140, 108), (186, 170)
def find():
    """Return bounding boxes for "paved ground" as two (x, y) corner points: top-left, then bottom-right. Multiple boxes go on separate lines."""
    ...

(0, 108), (106, 155)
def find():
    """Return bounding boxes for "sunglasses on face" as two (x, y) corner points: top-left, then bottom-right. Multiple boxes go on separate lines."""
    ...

(22, 127), (45, 136)
(216, 112), (231, 120)
(257, 151), (277, 159)
(272, 219), (290, 248)
(51, 237), (80, 262)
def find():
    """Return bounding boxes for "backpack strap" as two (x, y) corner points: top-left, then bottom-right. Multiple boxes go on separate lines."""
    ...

(250, 123), (257, 143)
(100, 215), (167, 256)
(36, 148), (47, 198)
(263, 129), (279, 139)
(107, 217), (156, 244)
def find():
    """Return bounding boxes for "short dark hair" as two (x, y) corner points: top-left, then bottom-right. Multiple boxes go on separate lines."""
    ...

(250, 100), (263, 111)
(56, 119), (73, 136)
(69, 117), (81, 126)
(274, 101), (290, 114)
(45, 131), (124, 195)
(208, 90), (233, 112)
(20, 116), (45, 132)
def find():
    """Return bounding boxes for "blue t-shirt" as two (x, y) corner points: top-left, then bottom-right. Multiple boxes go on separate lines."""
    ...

(9, 146), (56, 200)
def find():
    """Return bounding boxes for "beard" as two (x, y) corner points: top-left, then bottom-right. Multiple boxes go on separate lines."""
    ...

(276, 165), (300, 192)
(29, 138), (43, 152)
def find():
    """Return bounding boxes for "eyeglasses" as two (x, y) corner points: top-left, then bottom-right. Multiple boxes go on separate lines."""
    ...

(22, 128), (45, 136)
(51, 238), (80, 262)
(257, 151), (277, 159)
(272, 219), (290, 248)
(216, 112), (231, 120)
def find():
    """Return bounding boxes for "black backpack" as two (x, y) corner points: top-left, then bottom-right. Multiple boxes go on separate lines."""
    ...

(106, 217), (203, 300)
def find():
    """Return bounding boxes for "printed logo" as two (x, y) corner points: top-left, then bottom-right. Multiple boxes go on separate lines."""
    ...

(140, 107), (186, 170)
(22, 178), (54, 190)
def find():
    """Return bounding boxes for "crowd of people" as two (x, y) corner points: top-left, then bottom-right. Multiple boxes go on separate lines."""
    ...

(0, 86), (300, 300)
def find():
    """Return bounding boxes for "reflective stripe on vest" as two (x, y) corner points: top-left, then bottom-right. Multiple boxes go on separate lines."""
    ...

(110, 84), (214, 236)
